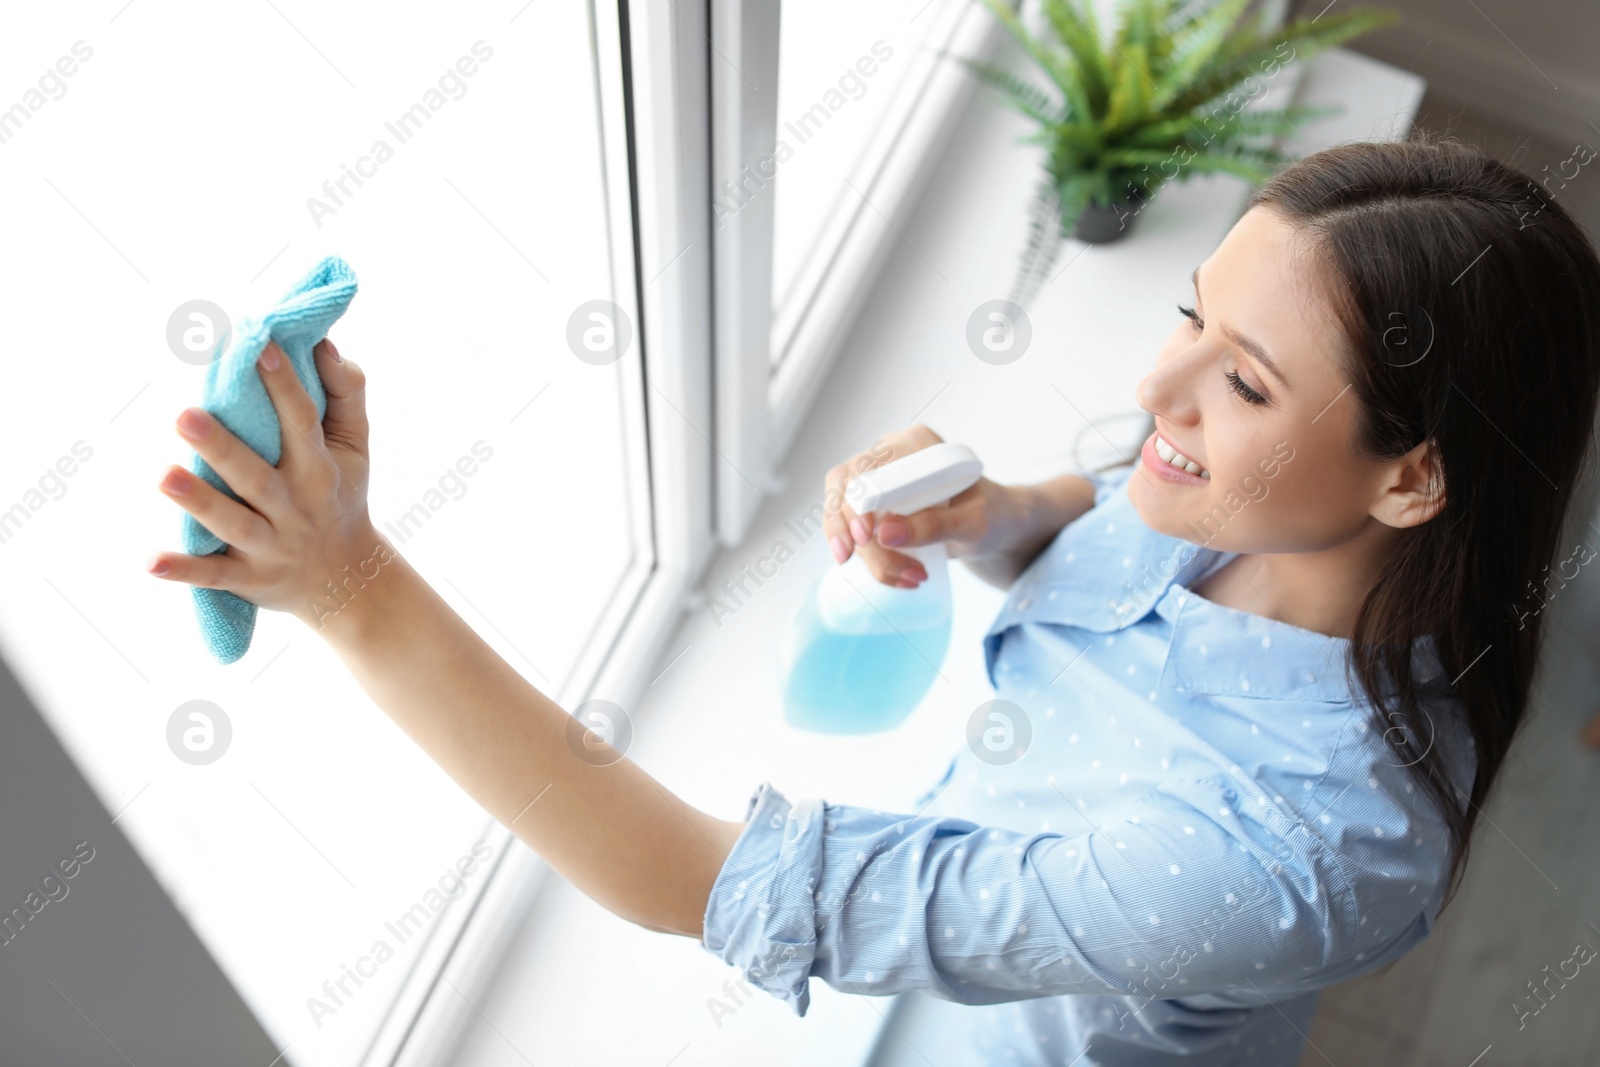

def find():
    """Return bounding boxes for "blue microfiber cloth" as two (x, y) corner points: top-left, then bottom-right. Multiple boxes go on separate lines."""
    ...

(181, 255), (359, 664)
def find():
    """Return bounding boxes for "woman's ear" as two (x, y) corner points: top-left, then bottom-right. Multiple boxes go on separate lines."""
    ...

(1371, 439), (1445, 528)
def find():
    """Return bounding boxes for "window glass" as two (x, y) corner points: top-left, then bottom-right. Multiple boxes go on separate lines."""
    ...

(770, 0), (958, 326)
(0, 4), (635, 1063)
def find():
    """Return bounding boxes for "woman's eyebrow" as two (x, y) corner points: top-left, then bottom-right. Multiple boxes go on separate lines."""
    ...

(1192, 265), (1291, 391)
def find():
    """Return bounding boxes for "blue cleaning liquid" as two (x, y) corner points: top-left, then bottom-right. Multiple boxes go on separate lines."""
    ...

(780, 570), (953, 734)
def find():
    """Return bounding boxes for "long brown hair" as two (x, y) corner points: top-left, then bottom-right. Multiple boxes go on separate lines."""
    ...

(1246, 129), (1600, 911)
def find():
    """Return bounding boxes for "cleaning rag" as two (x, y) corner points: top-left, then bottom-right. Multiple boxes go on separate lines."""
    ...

(180, 255), (359, 664)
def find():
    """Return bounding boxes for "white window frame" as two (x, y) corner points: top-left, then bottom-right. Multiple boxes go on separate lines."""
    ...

(364, 1), (1009, 1058)
(369, 1), (723, 1062)
(712, 0), (1004, 546)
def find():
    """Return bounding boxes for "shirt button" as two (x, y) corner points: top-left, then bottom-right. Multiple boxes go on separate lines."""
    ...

(1017, 597), (1032, 610)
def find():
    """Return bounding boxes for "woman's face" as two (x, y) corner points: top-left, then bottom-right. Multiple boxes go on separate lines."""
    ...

(1127, 206), (1395, 553)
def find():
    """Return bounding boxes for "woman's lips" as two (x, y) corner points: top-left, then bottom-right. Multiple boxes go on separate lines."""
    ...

(1141, 432), (1209, 485)
(1153, 433), (1209, 477)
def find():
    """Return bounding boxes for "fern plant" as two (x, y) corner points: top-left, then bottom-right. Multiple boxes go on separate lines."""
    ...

(966, 0), (1400, 305)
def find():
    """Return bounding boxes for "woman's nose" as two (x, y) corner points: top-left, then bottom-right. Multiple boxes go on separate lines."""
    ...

(1135, 345), (1204, 424)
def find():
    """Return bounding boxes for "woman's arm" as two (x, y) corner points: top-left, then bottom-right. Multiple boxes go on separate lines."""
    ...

(703, 776), (1366, 1017)
(318, 548), (745, 936)
(952, 472), (1099, 591)
(152, 340), (742, 938)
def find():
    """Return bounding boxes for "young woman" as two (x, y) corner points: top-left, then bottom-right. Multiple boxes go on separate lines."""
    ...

(150, 132), (1600, 1065)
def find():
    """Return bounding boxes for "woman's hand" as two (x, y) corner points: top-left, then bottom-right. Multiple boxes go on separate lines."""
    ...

(148, 337), (381, 628)
(823, 424), (1034, 589)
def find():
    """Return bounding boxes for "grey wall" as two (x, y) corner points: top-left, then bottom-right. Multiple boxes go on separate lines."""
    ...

(1291, 0), (1600, 146)
(0, 655), (280, 1065)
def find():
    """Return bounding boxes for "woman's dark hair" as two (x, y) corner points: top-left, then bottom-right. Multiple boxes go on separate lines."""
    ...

(1245, 128), (1600, 912)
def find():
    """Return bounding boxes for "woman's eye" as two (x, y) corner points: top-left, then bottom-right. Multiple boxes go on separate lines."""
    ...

(1179, 303), (1268, 405)
(1225, 369), (1268, 406)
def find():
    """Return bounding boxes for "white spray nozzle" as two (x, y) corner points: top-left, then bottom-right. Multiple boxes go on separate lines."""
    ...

(850, 442), (983, 516)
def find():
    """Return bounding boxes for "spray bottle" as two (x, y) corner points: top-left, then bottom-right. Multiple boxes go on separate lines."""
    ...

(781, 442), (984, 733)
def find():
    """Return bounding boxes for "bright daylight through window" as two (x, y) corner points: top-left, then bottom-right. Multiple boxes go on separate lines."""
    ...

(769, 0), (959, 358)
(0, 4), (638, 1064)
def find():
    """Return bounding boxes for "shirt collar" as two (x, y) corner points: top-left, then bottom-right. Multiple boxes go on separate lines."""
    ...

(1154, 583), (1353, 702)
(982, 465), (1449, 703)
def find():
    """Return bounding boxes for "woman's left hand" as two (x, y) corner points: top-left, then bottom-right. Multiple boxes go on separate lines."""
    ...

(149, 337), (383, 628)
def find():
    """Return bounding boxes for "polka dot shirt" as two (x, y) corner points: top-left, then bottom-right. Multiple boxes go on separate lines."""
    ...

(702, 463), (1476, 1066)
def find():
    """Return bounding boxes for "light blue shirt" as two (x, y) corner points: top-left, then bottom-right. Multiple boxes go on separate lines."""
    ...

(701, 462), (1477, 1065)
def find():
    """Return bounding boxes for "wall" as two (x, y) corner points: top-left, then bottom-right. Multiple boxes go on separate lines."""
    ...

(1291, 0), (1600, 146)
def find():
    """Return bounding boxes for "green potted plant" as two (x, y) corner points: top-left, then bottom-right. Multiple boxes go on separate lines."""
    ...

(964, 0), (1400, 303)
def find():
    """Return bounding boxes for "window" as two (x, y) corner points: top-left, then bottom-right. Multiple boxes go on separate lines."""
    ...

(0, 3), (648, 1064)
(770, 0), (967, 347)
(710, 0), (996, 545)
(0, 0), (1011, 1060)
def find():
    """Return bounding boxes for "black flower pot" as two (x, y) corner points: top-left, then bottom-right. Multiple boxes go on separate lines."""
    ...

(1072, 196), (1142, 244)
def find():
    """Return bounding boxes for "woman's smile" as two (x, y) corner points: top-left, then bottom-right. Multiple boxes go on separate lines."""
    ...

(1146, 430), (1210, 479)
(1145, 431), (1203, 486)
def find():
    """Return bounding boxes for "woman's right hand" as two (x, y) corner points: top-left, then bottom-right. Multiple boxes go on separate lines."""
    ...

(823, 424), (1030, 589)
(149, 338), (382, 627)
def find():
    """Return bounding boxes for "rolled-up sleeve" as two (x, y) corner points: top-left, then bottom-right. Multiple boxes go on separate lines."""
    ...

(700, 777), (1359, 1017)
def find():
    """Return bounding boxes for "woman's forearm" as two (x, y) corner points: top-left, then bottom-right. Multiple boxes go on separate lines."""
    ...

(315, 532), (745, 938)
(958, 474), (1098, 590)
